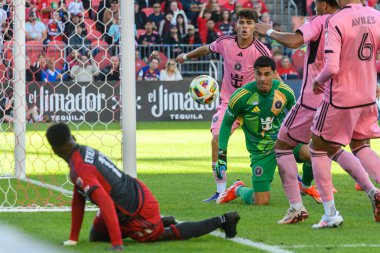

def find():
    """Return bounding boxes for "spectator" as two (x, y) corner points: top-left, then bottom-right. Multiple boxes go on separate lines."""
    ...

(277, 56), (299, 80)
(64, 49), (80, 74)
(70, 53), (99, 82)
(57, 1), (69, 23)
(37, 0), (53, 20)
(137, 57), (160, 81)
(136, 0), (156, 8)
(25, 11), (47, 42)
(159, 59), (183, 81)
(31, 53), (48, 81)
(210, 2), (222, 23)
(158, 11), (174, 37)
(135, 49), (146, 74)
(107, 15), (121, 45)
(175, 13), (188, 38)
(206, 19), (221, 44)
(170, 0), (188, 26)
(103, 0), (119, 29)
(0, 91), (40, 123)
(222, 0), (236, 12)
(217, 9), (234, 36)
(197, 3), (212, 44)
(64, 12), (86, 40)
(230, 2), (243, 23)
(134, 1), (147, 30)
(148, 2), (164, 30)
(260, 12), (272, 27)
(148, 50), (166, 70)
(44, 10), (65, 44)
(163, 24), (180, 44)
(162, 0), (183, 14)
(99, 55), (120, 81)
(68, 0), (84, 16)
(68, 25), (91, 55)
(41, 58), (63, 82)
(95, 0), (111, 33)
(138, 20), (162, 45)
(181, 24), (202, 45)
(243, 0), (269, 14)
(26, 56), (34, 82)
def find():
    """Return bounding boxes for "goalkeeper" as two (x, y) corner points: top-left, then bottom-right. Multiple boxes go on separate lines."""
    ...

(215, 56), (316, 210)
(46, 123), (240, 251)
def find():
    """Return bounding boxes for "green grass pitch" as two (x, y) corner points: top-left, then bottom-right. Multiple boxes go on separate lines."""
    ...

(1, 122), (380, 253)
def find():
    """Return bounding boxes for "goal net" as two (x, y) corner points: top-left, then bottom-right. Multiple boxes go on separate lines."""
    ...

(0, 0), (125, 211)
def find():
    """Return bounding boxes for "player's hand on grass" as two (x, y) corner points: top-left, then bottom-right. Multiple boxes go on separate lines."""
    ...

(215, 149), (227, 180)
(62, 240), (77, 246)
(108, 245), (124, 251)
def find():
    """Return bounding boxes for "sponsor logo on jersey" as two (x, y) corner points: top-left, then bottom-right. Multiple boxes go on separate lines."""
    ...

(254, 166), (263, 177)
(261, 116), (274, 131)
(252, 106), (260, 113)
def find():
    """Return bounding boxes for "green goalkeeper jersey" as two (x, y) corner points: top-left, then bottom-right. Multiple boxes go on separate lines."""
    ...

(219, 79), (296, 155)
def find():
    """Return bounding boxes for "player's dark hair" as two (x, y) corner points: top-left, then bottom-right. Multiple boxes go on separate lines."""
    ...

(236, 9), (259, 23)
(316, 0), (340, 8)
(46, 123), (72, 148)
(254, 56), (276, 71)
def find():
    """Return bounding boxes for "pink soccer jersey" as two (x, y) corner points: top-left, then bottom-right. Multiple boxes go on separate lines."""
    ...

(209, 35), (271, 104)
(296, 15), (330, 109)
(315, 4), (380, 108)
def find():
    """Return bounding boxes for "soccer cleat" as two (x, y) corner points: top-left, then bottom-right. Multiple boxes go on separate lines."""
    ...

(216, 181), (245, 204)
(370, 191), (380, 222)
(355, 182), (363, 191)
(221, 211), (240, 238)
(277, 206), (309, 224)
(312, 211), (343, 229)
(298, 182), (322, 204)
(201, 192), (219, 202)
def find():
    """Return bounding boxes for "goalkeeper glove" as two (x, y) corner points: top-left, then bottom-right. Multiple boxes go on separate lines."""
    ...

(215, 149), (227, 180)
(62, 240), (77, 246)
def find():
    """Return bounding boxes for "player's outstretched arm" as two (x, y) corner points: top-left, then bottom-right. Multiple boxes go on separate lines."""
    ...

(175, 45), (211, 64)
(255, 23), (304, 49)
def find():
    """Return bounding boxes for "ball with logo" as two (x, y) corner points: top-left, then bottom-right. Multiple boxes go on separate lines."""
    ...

(189, 75), (219, 104)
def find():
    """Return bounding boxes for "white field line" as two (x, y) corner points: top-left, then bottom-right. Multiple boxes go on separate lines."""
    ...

(209, 230), (294, 253)
(284, 244), (380, 249)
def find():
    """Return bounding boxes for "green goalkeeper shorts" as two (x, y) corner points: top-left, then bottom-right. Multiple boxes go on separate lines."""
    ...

(249, 151), (276, 192)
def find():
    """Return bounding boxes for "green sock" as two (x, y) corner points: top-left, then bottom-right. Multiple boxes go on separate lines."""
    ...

(237, 186), (254, 205)
(301, 162), (314, 187)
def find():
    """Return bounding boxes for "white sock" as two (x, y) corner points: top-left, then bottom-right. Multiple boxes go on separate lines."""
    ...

(217, 182), (226, 193)
(290, 202), (303, 211)
(323, 200), (336, 216)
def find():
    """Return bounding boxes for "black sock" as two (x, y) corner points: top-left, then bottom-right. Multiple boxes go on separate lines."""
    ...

(173, 217), (222, 240)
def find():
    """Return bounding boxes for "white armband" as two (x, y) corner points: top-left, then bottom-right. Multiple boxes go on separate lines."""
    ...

(266, 29), (275, 37)
(183, 53), (188, 60)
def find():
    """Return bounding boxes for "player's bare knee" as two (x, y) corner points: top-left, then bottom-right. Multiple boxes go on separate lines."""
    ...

(350, 139), (370, 150)
(274, 139), (294, 150)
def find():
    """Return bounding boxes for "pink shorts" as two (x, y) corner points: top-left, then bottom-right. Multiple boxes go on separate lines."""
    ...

(210, 103), (241, 136)
(311, 101), (380, 145)
(278, 103), (316, 146)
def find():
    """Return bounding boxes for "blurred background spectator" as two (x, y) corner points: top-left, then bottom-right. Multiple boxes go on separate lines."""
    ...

(181, 24), (202, 45)
(70, 53), (99, 82)
(148, 2), (164, 30)
(26, 11), (47, 42)
(137, 57), (160, 81)
(277, 56), (299, 80)
(99, 55), (120, 81)
(159, 59), (183, 81)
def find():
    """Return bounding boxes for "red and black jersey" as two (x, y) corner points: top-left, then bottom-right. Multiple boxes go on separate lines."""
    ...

(67, 145), (144, 246)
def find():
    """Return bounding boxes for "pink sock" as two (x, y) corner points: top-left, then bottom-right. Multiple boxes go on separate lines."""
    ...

(332, 149), (375, 193)
(275, 149), (302, 204)
(309, 148), (334, 202)
(353, 145), (380, 184)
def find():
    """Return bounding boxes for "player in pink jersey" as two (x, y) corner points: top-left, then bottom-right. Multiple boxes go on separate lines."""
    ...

(255, 0), (340, 224)
(311, 0), (380, 228)
(176, 9), (272, 202)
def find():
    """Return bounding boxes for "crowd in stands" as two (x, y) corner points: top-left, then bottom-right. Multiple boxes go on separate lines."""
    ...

(0, 0), (121, 84)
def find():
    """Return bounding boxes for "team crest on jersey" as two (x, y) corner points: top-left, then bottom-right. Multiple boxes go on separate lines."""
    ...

(212, 115), (219, 123)
(234, 63), (242, 71)
(275, 101), (282, 109)
(254, 166), (263, 177)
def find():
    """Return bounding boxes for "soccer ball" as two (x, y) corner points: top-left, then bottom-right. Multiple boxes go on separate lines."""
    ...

(189, 75), (219, 104)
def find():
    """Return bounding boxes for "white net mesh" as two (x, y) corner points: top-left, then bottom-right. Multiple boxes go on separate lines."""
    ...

(0, 0), (122, 210)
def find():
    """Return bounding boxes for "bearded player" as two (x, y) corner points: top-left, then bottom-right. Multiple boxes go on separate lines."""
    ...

(176, 9), (272, 202)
